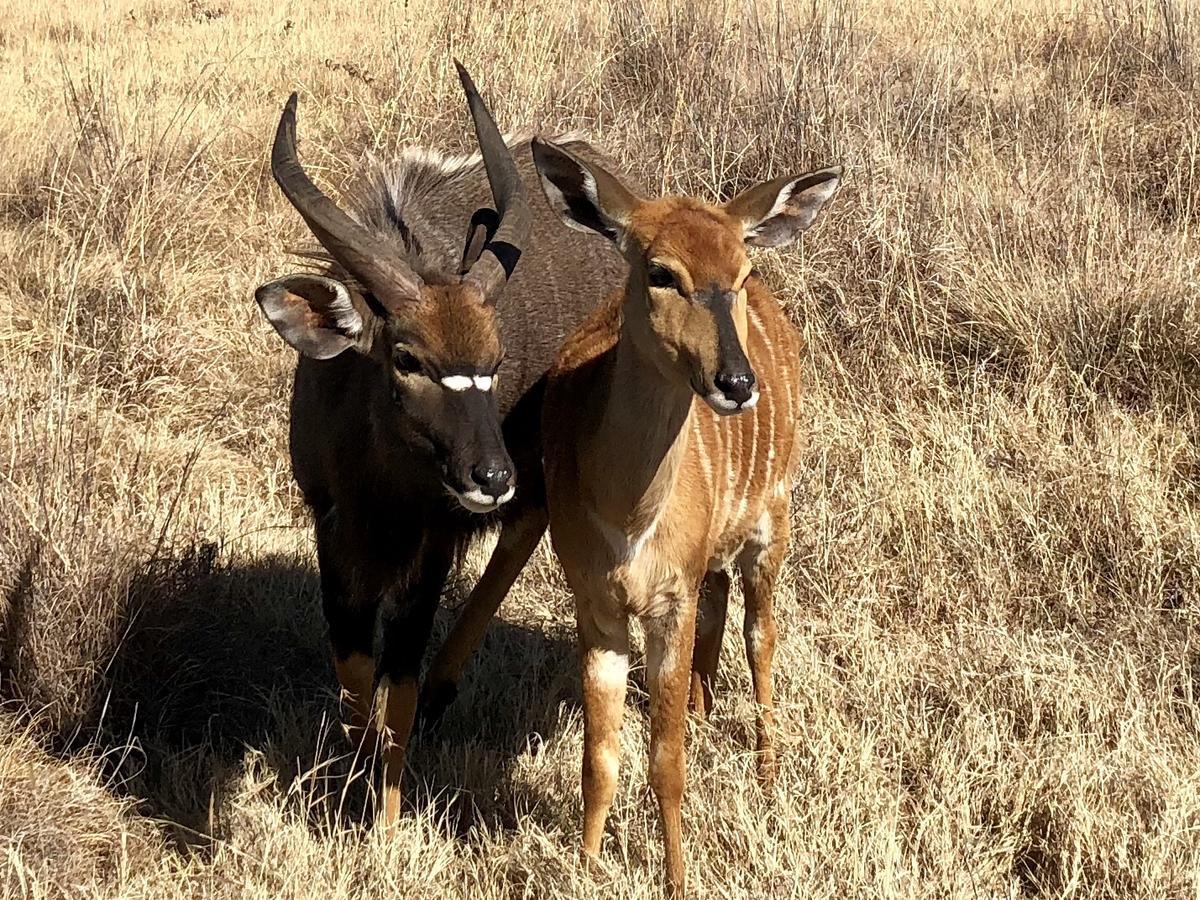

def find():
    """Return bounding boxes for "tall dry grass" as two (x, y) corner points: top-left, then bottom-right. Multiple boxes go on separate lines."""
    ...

(1, 0), (1199, 896)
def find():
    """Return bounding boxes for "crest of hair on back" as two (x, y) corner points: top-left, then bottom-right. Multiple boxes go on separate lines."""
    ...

(293, 131), (591, 289)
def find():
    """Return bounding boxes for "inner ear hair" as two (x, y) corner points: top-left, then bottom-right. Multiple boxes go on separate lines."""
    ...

(726, 166), (843, 248)
(531, 137), (639, 242)
(255, 273), (367, 360)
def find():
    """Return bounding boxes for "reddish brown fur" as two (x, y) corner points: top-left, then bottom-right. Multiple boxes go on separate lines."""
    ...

(542, 194), (805, 896)
(390, 283), (503, 371)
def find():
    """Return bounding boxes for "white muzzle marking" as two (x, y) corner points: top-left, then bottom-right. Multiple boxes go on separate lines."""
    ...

(705, 389), (759, 416)
(452, 485), (515, 513)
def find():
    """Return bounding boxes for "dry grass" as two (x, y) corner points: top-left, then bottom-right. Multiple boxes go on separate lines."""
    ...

(2, 0), (1199, 896)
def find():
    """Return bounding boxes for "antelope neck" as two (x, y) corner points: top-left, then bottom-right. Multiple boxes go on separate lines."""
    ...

(581, 308), (694, 539)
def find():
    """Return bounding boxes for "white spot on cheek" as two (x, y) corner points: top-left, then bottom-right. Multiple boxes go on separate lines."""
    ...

(441, 375), (473, 392)
(473, 375), (493, 391)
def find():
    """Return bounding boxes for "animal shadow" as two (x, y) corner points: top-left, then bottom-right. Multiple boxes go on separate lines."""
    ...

(86, 545), (578, 847)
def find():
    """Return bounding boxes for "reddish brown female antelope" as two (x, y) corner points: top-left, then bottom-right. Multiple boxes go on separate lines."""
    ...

(255, 66), (622, 824)
(531, 139), (842, 894)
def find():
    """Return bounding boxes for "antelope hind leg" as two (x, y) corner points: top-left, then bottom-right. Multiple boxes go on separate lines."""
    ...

(690, 568), (730, 718)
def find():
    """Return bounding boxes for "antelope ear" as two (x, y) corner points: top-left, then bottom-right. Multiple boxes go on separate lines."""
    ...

(724, 166), (843, 248)
(255, 274), (367, 359)
(531, 137), (639, 245)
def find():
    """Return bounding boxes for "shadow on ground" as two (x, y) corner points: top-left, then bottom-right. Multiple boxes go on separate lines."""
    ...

(69, 546), (578, 848)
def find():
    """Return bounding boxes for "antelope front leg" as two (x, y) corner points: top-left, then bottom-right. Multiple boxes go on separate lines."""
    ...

(316, 515), (379, 749)
(374, 674), (418, 825)
(737, 502), (787, 785)
(577, 608), (630, 859)
(421, 506), (548, 726)
(374, 544), (453, 825)
(645, 597), (698, 898)
(333, 652), (376, 747)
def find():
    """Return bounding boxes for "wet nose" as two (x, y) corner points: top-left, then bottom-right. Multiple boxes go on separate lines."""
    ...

(714, 371), (756, 405)
(471, 461), (513, 498)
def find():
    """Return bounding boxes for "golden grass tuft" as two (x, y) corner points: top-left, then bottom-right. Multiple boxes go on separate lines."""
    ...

(2, 0), (1199, 896)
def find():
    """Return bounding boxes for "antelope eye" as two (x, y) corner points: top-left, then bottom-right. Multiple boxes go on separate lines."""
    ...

(393, 348), (421, 375)
(647, 264), (677, 290)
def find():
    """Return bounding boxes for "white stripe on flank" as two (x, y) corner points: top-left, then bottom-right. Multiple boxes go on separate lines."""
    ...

(727, 392), (743, 535)
(693, 413), (713, 492)
(737, 383), (759, 528)
(750, 305), (775, 492)
(739, 311), (763, 523)
(711, 393), (725, 520)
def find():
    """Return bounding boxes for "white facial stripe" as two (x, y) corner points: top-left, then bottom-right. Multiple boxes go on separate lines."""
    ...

(440, 374), (495, 392)
(441, 375), (473, 392)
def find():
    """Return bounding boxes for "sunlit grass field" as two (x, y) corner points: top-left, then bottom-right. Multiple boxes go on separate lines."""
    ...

(2, 0), (1199, 896)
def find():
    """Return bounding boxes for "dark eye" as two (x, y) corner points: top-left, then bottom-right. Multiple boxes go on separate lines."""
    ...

(647, 264), (677, 290)
(393, 348), (421, 375)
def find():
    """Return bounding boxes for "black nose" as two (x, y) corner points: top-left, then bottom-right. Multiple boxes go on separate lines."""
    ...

(471, 462), (513, 497)
(714, 371), (756, 404)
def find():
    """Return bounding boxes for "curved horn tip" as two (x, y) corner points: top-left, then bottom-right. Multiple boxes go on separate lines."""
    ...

(453, 59), (478, 95)
(275, 93), (299, 144)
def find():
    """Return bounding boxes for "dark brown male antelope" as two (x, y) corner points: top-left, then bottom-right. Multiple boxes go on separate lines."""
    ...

(255, 65), (622, 824)
(531, 139), (842, 894)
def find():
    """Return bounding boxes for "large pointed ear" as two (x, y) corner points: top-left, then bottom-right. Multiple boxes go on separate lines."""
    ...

(530, 138), (640, 245)
(724, 166), (843, 248)
(255, 274), (368, 359)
